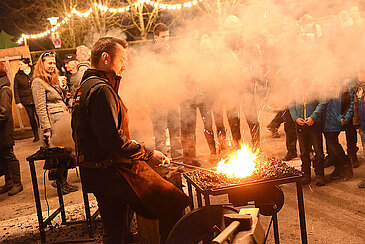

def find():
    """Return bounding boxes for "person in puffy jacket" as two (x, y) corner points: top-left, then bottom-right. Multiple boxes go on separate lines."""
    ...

(0, 61), (23, 196)
(289, 79), (326, 186)
(323, 79), (354, 181)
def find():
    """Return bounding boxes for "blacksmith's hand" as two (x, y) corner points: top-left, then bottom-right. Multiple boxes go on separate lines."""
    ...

(148, 150), (170, 167)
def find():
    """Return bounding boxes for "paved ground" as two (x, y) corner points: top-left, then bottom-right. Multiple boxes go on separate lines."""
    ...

(0, 110), (364, 243)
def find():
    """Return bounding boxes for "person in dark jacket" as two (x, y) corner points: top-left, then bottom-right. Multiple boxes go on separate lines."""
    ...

(0, 61), (23, 196)
(267, 108), (298, 161)
(323, 79), (354, 181)
(14, 58), (39, 142)
(71, 37), (181, 243)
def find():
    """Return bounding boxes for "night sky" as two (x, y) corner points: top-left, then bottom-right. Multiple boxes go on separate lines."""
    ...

(0, 1), (18, 38)
(0, 1), (53, 50)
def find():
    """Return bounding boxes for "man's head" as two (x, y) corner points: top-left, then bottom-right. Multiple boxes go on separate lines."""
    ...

(76, 45), (91, 62)
(64, 54), (79, 73)
(153, 23), (169, 50)
(91, 37), (128, 76)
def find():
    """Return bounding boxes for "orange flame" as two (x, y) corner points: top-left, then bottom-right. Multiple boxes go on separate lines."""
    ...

(216, 143), (259, 178)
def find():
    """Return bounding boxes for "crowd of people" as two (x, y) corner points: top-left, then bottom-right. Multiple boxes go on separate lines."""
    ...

(0, 3), (365, 242)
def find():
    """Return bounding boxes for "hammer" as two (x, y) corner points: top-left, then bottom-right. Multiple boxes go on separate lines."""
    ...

(211, 213), (252, 244)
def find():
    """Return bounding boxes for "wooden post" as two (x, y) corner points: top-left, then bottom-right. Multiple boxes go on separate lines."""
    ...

(0, 56), (25, 130)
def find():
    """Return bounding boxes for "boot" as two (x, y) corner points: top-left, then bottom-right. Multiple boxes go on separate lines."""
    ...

(341, 163), (353, 181)
(315, 175), (326, 186)
(0, 164), (13, 194)
(302, 174), (311, 185)
(270, 127), (280, 138)
(349, 154), (360, 168)
(0, 179), (13, 194)
(7, 161), (23, 196)
(329, 166), (342, 180)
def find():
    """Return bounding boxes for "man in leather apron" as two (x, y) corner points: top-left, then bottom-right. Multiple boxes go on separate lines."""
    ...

(71, 37), (188, 243)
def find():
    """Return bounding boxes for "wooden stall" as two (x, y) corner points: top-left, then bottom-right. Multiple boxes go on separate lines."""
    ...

(0, 46), (32, 136)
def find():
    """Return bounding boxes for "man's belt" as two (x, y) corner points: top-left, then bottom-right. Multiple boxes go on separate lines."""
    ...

(77, 154), (132, 168)
(78, 161), (107, 168)
(77, 154), (113, 168)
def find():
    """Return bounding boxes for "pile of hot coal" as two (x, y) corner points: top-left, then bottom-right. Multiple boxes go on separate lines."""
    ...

(184, 155), (301, 190)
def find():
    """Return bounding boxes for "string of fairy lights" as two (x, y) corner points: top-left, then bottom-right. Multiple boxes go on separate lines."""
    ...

(17, 0), (202, 44)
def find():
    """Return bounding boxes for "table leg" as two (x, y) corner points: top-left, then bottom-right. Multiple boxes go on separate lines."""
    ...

(272, 212), (280, 244)
(296, 181), (308, 244)
(187, 181), (194, 210)
(29, 160), (46, 243)
(196, 189), (203, 208)
(56, 181), (67, 223)
(82, 188), (94, 238)
(204, 194), (210, 206)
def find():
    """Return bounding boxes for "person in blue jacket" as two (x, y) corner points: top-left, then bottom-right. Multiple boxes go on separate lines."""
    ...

(323, 79), (354, 181)
(289, 80), (326, 186)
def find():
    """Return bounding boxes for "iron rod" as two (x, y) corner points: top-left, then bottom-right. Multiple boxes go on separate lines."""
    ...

(170, 161), (216, 173)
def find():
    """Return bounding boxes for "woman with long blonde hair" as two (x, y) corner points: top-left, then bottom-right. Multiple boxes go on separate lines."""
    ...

(32, 52), (78, 195)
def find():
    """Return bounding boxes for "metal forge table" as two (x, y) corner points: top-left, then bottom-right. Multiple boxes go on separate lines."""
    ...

(183, 173), (307, 244)
(26, 148), (98, 243)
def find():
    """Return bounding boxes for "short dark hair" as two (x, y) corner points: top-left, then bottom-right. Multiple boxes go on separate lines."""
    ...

(153, 23), (169, 37)
(20, 57), (31, 65)
(91, 37), (128, 67)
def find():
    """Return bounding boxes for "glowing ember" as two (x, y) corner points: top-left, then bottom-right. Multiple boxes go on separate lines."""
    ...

(216, 143), (259, 178)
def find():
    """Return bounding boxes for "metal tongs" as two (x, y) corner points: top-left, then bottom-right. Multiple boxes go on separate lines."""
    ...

(166, 160), (217, 173)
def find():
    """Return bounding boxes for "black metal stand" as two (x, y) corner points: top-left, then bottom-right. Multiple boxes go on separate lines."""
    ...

(184, 174), (307, 244)
(26, 149), (98, 243)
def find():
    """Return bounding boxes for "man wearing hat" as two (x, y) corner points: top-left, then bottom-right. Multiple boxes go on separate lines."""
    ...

(64, 54), (79, 88)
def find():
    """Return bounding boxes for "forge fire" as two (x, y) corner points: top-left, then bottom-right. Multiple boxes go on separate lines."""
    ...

(185, 153), (301, 191)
